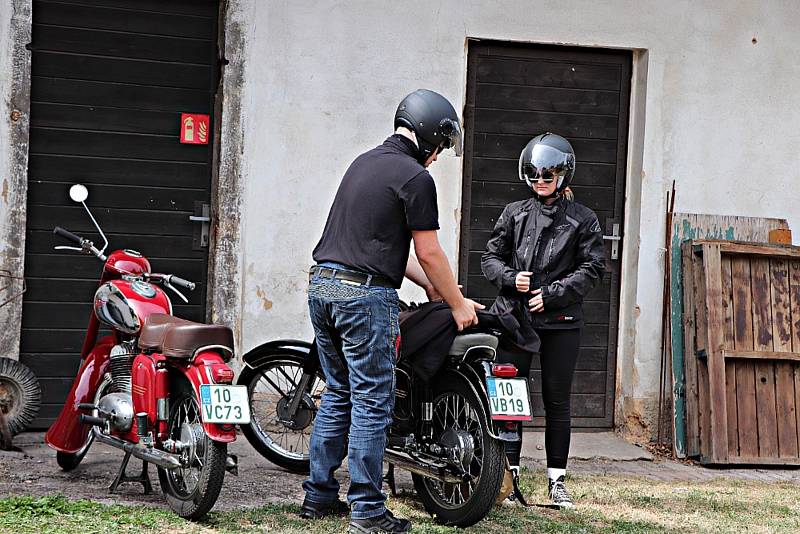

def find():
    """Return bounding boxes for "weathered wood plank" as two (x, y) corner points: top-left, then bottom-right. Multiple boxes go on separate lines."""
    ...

(731, 256), (758, 458)
(751, 257), (779, 458)
(692, 247), (711, 458)
(720, 255), (738, 456)
(771, 259), (793, 352)
(775, 363), (798, 457)
(701, 243), (729, 462)
(682, 242), (700, 456)
(790, 261), (800, 353)
(723, 350), (800, 362)
(693, 240), (800, 259)
(751, 258), (774, 352)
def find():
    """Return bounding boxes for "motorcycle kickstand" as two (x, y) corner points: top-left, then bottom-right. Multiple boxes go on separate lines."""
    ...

(109, 450), (153, 495)
(384, 463), (397, 496)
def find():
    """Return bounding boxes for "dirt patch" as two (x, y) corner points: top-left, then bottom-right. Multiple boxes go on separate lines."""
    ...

(0, 432), (421, 512)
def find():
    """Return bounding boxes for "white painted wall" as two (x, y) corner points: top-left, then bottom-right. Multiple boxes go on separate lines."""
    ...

(232, 1), (800, 430)
(0, 4), (15, 246)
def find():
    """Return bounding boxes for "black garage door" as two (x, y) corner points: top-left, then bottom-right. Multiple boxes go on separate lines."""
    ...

(22, 0), (221, 427)
(460, 41), (631, 428)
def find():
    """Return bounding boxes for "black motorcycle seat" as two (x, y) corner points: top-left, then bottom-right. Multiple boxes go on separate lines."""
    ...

(447, 333), (498, 357)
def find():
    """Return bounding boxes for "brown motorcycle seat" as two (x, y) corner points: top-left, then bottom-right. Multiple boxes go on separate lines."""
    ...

(138, 314), (234, 360)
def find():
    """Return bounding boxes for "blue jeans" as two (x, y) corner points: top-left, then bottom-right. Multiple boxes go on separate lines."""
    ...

(302, 264), (399, 519)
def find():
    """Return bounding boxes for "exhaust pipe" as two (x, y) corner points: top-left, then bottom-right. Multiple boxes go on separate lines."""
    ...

(384, 448), (468, 485)
(92, 430), (182, 470)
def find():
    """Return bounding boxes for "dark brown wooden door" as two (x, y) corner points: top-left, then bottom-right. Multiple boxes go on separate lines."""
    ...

(459, 41), (631, 428)
(21, 0), (220, 427)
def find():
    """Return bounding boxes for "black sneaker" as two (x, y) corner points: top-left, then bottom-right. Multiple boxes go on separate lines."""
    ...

(299, 496), (349, 519)
(548, 476), (575, 509)
(348, 510), (412, 533)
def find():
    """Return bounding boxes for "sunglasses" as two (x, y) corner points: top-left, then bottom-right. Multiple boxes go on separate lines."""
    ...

(523, 166), (558, 184)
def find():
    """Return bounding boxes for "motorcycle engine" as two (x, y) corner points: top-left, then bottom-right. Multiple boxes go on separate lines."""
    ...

(109, 341), (137, 393)
(97, 392), (134, 433)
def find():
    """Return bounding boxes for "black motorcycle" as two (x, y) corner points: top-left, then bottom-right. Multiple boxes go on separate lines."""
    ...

(236, 311), (531, 527)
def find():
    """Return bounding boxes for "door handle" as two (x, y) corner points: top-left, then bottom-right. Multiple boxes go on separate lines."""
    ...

(603, 223), (621, 260)
(190, 203), (211, 249)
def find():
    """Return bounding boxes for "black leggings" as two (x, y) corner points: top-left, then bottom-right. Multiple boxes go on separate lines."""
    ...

(498, 329), (581, 469)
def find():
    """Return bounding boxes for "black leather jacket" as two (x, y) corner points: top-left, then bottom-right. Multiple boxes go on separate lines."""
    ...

(481, 196), (605, 331)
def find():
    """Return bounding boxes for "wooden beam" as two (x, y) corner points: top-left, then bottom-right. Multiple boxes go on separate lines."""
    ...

(701, 242), (729, 462)
(723, 350), (800, 362)
(692, 240), (800, 259)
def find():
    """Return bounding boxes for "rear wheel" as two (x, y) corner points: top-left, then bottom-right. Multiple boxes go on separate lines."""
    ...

(412, 374), (505, 527)
(158, 389), (227, 520)
(238, 352), (325, 473)
(0, 358), (41, 450)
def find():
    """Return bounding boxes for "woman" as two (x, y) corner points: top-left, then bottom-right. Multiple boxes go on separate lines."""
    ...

(481, 133), (605, 508)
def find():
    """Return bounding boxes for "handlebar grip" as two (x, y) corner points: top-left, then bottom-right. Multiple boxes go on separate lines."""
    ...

(54, 226), (83, 245)
(170, 275), (196, 291)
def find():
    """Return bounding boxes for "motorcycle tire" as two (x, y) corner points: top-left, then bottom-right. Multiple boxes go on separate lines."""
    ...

(0, 358), (41, 449)
(237, 351), (324, 474)
(158, 387), (227, 520)
(412, 372), (505, 527)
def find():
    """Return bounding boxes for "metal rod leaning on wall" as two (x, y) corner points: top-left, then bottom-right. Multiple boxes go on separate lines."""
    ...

(657, 181), (676, 448)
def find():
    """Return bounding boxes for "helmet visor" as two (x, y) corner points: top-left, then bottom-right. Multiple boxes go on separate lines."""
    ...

(520, 144), (574, 184)
(438, 117), (463, 157)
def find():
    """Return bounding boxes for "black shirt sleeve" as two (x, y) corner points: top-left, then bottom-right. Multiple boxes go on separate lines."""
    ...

(399, 171), (440, 231)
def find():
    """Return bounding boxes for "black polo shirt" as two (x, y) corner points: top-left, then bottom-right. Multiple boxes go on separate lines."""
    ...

(312, 134), (440, 287)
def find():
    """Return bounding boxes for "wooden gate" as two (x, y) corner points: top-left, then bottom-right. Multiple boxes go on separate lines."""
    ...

(683, 240), (800, 464)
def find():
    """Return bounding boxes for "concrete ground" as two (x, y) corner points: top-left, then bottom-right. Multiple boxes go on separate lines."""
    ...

(2, 431), (799, 512)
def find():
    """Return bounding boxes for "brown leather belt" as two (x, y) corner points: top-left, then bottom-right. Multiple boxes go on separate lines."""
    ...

(309, 265), (394, 288)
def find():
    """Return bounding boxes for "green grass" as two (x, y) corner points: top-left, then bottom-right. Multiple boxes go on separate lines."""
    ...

(2, 471), (800, 533)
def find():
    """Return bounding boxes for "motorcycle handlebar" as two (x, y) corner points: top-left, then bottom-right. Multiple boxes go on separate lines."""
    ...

(168, 275), (196, 291)
(53, 226), (84, 245)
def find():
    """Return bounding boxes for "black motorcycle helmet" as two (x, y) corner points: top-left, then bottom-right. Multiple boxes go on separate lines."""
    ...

(394, 89), (463, 164)
(518, 133), (576, 198)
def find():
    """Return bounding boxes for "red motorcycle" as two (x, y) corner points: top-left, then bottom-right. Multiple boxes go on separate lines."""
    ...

(45, 184), (248, 519)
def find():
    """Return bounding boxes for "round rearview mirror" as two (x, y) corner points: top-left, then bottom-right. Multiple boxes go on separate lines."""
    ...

(69, 184), (88, 203)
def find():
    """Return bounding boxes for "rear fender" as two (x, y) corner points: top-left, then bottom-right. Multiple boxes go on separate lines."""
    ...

(454, 363), (520, 442)
(45, 336), (115, 453)
(173, 352), (237, 443)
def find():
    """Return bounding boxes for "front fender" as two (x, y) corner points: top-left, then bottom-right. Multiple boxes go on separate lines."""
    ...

(45, 336), (115, 453)
(241, 339), (313, 368)
(176, 352), (238, 443)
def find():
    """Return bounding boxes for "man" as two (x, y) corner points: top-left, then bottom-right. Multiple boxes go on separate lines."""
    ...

(300, 89), (483, 533)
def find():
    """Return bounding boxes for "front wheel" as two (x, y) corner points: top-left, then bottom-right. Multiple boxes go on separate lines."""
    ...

(412, 373), (505, 527)
(237, 352), (325, 473)
(157, 389), (227, 520)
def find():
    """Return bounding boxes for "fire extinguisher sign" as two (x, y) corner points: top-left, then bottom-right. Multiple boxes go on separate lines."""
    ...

(180, 113), (210, 144)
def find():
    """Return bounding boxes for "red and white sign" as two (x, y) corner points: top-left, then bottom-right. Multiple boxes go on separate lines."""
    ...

(180, 113), (210, 144)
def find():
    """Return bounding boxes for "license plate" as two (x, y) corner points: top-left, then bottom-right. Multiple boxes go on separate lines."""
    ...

(486, 377), (532, 421)
(199, 384), (251, 424)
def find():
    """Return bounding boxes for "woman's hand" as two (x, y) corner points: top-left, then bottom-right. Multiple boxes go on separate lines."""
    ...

(515, 271), (533, 293)
(528, 288), (545, 313)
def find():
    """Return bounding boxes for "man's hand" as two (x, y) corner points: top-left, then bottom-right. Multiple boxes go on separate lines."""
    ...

(528, 288), (545, 313)
(515, 271), (533, 293)
(425, 283), (463, 302)
(451, 298), (484, 331)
